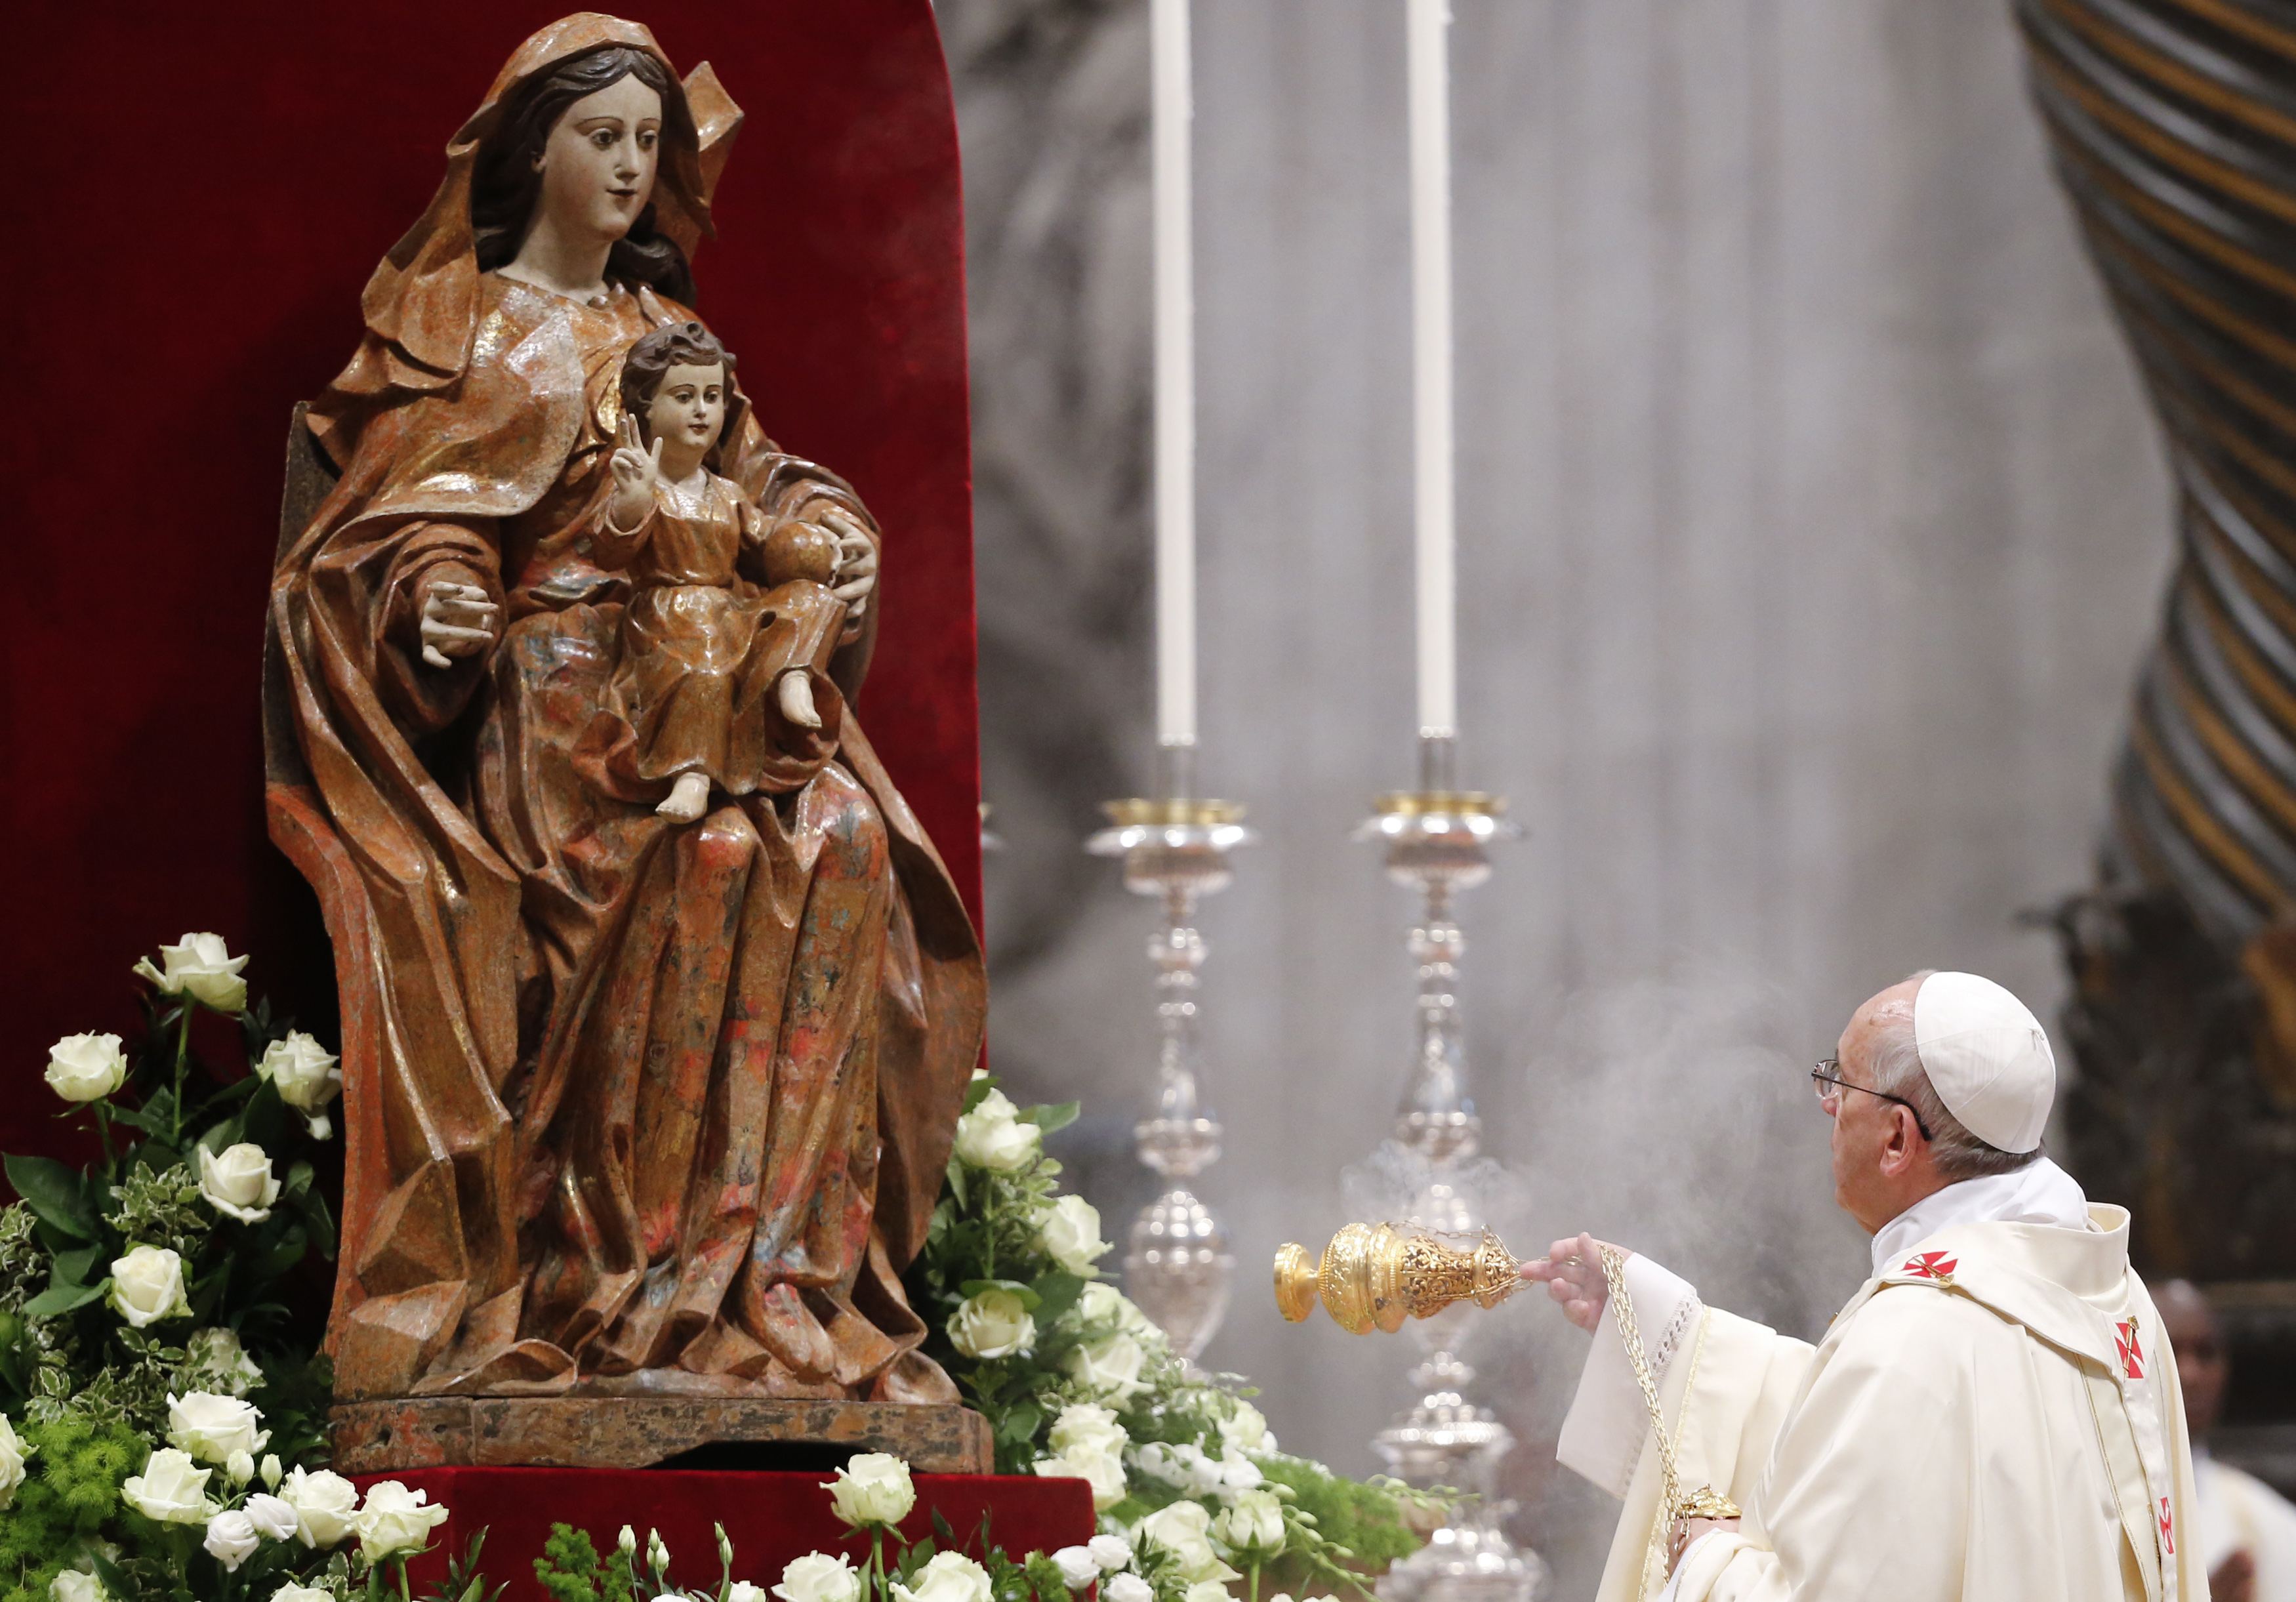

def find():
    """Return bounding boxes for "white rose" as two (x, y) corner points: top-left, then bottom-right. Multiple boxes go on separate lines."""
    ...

(246, 1492), (299, 1542)
(134, 933), (249, 1014)
(1031, 1448), (1126, 1511)
(1210, 1454), (1263, 1498)
(279, 1465), (360, 1547)
(352, 1479), (449, 1563)
(1036, 1195), (1111, 1276)
(50, 1571), (103, 1602)
(121, 1448), (215, 1524)
(197, 1143), (281, 1224)
(109, 1246), (190, 1328)
(1076, 1283), (1155, 1336)
(821, 1452), (915, 1527)
(1051, 1547), (1101, 1589)
(0, 1414), (27, 1509)
(730, 1586), (769, 1602)
(225, 1450), (255, 1486)
(258, 1032), (342, 1114)
(45, 1033), (127, 1103)
(1213, 1489), (1286, 1555)
(1088, 1534), (1133, 1572)
(648, 1530), (670, 1572)
(1134, 1442), (1225, 1498)
(771, 1551), (862, 1602)
(1183, 1584), (1232, 1602)
(1135, 1500), (1238, 1584)
(260, 1454), (283, 1490)
(205, 1509), (261, 1572)
(951, 1090), (1041, 1172)
(166, 1391), (270, 1464)
(1048, 1403), (1128, 1462)
(271, 1588), (334, 1602)
(1066, 1331), (1149, 1401)
(889, 1551), (993, 1602)
(1104, 1577), (1153, 1602)
(1219, 1401), (1274, 1457)
(947, 1288), (1035, 1360)
(184, 1327), (264, 1398)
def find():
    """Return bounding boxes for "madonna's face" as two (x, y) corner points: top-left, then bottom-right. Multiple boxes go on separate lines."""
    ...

(535, 73), (663, 243)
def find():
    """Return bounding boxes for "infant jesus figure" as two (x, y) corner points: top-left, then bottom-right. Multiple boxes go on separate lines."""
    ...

(596, 321), (855, 823)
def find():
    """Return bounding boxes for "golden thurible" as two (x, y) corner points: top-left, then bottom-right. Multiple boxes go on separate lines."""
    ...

(1272, 1223), (1523, 1333)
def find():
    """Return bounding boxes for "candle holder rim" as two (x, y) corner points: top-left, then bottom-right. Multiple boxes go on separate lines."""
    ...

(1370, 789), (1507, 817)
(1098, 796), (1250, 828)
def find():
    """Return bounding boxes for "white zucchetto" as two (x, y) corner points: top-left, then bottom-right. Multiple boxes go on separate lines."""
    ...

(1912, 971), (2055, 1153)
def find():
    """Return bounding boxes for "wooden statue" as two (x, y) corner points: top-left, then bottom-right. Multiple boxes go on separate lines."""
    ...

(263, 14), (987, 1416)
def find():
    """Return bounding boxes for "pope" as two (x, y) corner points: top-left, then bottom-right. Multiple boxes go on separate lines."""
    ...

(1523, 970), (2205, 1602)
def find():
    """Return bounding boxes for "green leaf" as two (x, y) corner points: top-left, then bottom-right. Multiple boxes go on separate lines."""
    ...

(4, 1153), (98, 1240)
(1023, 1100), (1080, 1135)
(254, 1225), (308, 1282)
(105, 1100), (169, 1136)
(1030, 1271), (1086, 1324)
(945, 1159), (968, 1212)
(306, 1188), (338, 1261)
(91, 1548), (135, 1602)
(23, 1277), (110, 1317)
(51, 1243), (104, 1286)
(996, 1401), (1041, 1445)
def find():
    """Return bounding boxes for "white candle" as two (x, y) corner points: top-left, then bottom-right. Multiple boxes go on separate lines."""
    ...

(1153, 0), (1198, 751)
(1408, 0), (1457, 739)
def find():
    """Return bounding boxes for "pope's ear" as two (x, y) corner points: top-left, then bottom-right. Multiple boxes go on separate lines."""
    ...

(1879, 1109), (1924, 1173)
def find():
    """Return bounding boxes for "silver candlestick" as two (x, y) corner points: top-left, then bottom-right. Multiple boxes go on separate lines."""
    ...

(1087, 743), (1252, 1361)
(1351, 733), (1544, 1602)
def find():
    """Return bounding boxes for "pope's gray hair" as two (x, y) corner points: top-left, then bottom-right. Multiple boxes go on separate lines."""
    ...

(1866, 970), (2041, 1182)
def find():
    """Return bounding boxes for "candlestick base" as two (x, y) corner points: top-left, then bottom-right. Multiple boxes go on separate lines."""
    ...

(1088, 789), (1252, 1363)
(1351, 741), (1542, 1601)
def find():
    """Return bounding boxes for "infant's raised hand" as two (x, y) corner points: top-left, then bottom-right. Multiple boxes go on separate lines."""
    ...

(606, 416), (664, 530)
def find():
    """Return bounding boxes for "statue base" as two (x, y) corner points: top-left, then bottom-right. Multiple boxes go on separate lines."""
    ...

(331, 1397), (993, 1475)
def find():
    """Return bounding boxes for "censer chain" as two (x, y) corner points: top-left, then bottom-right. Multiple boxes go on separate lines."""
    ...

(1597, 1243), (1740, 1595)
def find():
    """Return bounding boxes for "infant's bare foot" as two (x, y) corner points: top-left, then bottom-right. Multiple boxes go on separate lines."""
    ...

(657, 771), (710, 823)
(778, 670), (823, 729)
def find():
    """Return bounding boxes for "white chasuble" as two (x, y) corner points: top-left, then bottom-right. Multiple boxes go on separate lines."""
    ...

(1561, 1204), (2205, 1602)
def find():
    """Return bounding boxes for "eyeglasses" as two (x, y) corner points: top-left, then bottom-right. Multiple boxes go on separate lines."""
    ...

(1811, 1059), (1933, 1141)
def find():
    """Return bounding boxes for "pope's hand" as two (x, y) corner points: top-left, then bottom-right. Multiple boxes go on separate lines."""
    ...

(1518, 1231), (1622, 1332)
(1671, 1516), (1739, 1573)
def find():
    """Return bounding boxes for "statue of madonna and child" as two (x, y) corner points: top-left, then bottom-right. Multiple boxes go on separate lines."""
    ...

(262, 14), (987, 1443)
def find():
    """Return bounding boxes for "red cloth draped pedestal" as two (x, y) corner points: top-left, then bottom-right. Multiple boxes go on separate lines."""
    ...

(358, 1470), (1094, 1601)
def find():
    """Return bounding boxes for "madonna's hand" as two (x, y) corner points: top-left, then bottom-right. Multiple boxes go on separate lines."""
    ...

(419, 579), (500, 668)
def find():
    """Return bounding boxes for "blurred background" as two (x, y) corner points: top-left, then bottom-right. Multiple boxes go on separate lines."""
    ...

(942, 1), (2173, 1592)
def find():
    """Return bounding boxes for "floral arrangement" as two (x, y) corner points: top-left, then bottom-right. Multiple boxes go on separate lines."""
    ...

(0, 936), (455, 1602)
(905, 1079), (1428, 1602)
(0, 943), (1424, 1602)
(531, 1454), (1072, 1602)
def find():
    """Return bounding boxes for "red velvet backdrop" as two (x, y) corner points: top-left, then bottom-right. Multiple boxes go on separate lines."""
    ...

(365, 1469), (1094, 1601)
(3, 3), (980, 1165)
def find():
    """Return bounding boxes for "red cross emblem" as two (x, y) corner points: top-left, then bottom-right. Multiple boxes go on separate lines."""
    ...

(1902, 1251), (1958, 1281)
(2116, 1318), (2144, 1380)
(2158, 1496), (2173, 1555)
